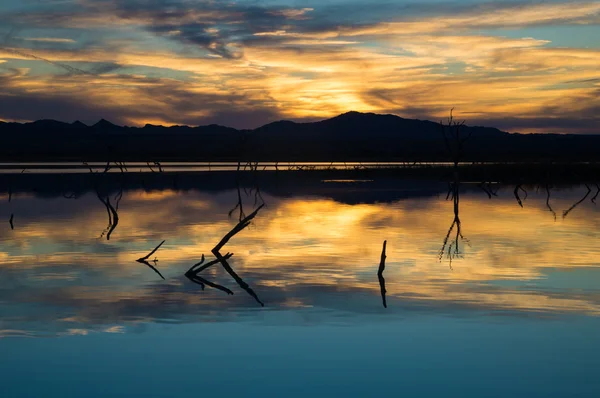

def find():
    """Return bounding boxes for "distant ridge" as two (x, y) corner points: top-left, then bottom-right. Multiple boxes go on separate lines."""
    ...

(0, 112), (598, 162)
(93, 118), (120, 130)
(72, 120), (87, 128)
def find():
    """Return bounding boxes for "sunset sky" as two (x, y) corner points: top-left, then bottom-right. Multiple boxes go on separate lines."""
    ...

(0, 0), (599, 133)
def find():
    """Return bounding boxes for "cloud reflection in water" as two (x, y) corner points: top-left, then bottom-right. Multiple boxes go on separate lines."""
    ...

(1, 182), (600, 336)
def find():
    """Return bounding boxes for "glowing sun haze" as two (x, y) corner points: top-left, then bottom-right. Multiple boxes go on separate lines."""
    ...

(0, 0), (599, 133)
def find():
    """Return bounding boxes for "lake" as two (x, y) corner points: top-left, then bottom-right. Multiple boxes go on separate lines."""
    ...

(1, 170), (600, 397)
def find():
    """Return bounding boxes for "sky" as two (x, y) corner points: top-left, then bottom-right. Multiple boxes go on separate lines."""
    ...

(0, 0), (599, 133)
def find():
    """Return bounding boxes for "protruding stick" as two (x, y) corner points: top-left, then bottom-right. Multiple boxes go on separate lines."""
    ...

(136, 240), (166, 280)
(138, 240), (166, 262)
(377, 240), (387, 308)
(213, 204), (264, 253)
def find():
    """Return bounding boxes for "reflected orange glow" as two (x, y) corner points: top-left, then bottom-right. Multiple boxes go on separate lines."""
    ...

(1, 186), (600, 335)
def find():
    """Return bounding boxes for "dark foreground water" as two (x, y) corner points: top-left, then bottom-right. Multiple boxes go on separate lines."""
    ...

(1, 171), (600, 397)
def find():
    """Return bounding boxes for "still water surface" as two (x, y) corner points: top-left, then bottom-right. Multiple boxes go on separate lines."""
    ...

(1, 174), (599, 397)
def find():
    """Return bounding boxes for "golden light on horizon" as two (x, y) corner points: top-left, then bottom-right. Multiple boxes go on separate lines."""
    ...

(0, 1), (598, 132)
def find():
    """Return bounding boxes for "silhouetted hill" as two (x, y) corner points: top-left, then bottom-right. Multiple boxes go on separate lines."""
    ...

(0, 112), (598, 162)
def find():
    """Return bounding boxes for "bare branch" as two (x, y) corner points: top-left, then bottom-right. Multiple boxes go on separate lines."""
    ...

(136, 240), (166, 280)
(592, 183), (600, 204)
(546, 184), (557, 221)
(377, 240), (387, 308)
(186, 253), (233, 275)
(214, 204), (264, 253)
(563, 184), (592, 219)
(136, 258), (165, 280)
(212, 250), (264, 307)
(138, 240), (166, 262)
(186, 274), (234, 295)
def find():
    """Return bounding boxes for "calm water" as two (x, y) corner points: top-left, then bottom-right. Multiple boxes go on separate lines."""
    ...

(1, 173), (600, 397)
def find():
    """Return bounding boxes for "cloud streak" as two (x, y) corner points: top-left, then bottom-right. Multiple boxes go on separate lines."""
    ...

(0, 0), (599, 132)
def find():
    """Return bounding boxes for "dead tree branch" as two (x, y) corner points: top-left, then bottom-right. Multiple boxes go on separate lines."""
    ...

(212, 250), (264, 306)
(136, 258), (165, 280)
(514, 184), (528, 208)
(185, 205), (265, 305)
(136, 240), (166, 280)
(137, 240), (166, 262)
(97, 194), (119, 240)
(563, 184), (592, 219)
(214, 204), (265, 253)
(545, 184), (556, 221)
(439, 180), (469, 269)
(185, 253), (236, 295)
(591, 183), (600, 204)
(377, 240), (387, 308)
(440, 108), (471, 168)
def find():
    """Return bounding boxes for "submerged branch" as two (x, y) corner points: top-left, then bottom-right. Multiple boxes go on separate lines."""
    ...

(563, 184), (591, 219)
(136, 259), (165, 280)
(186, 274), (234, 295)
(592, 184), (600, 204)
(136, 240), (166, 280)
(377, 240), (387, 308)
(186, 253), (233, 275)
(514, 184), (528, 208)
(185, 253), (235, 295)
(211, 250), (264, 307)
(545, 184), (556, 221)
(137, 240), (166, 262)
(214, 204), (265, 253)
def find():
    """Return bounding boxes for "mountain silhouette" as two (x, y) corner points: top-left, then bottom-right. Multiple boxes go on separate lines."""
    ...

(93, 119), (121, 131)
(0, 112), (598, 162)
(72, 120), (88, 128)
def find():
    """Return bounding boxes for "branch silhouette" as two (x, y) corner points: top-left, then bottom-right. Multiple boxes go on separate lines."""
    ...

(440, 108), (471, 168)
(214, 204), (265, 253)
(137, 240), (165, 262)
(136, 240), (166, 280)
(185, 205), (265, 306)
(514, 184), (528, 208)
(591, 183), (600, 204)
(377, 240), (387, 308)
(97, 194), (119, 240)
(439, 179), (469, 270)
(563, 184), (592, 219)
(545, 184), (557, 221)
(185, 253), (235, 295)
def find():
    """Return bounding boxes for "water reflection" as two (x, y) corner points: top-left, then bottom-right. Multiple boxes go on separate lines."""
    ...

(1, 171), (600, 336)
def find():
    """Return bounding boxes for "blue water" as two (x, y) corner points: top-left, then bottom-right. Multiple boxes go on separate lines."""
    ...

(3, 316), (600, 397)
(1, 175), (600, 397)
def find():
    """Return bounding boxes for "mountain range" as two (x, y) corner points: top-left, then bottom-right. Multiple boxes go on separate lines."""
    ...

(0, 111), (598, 162)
